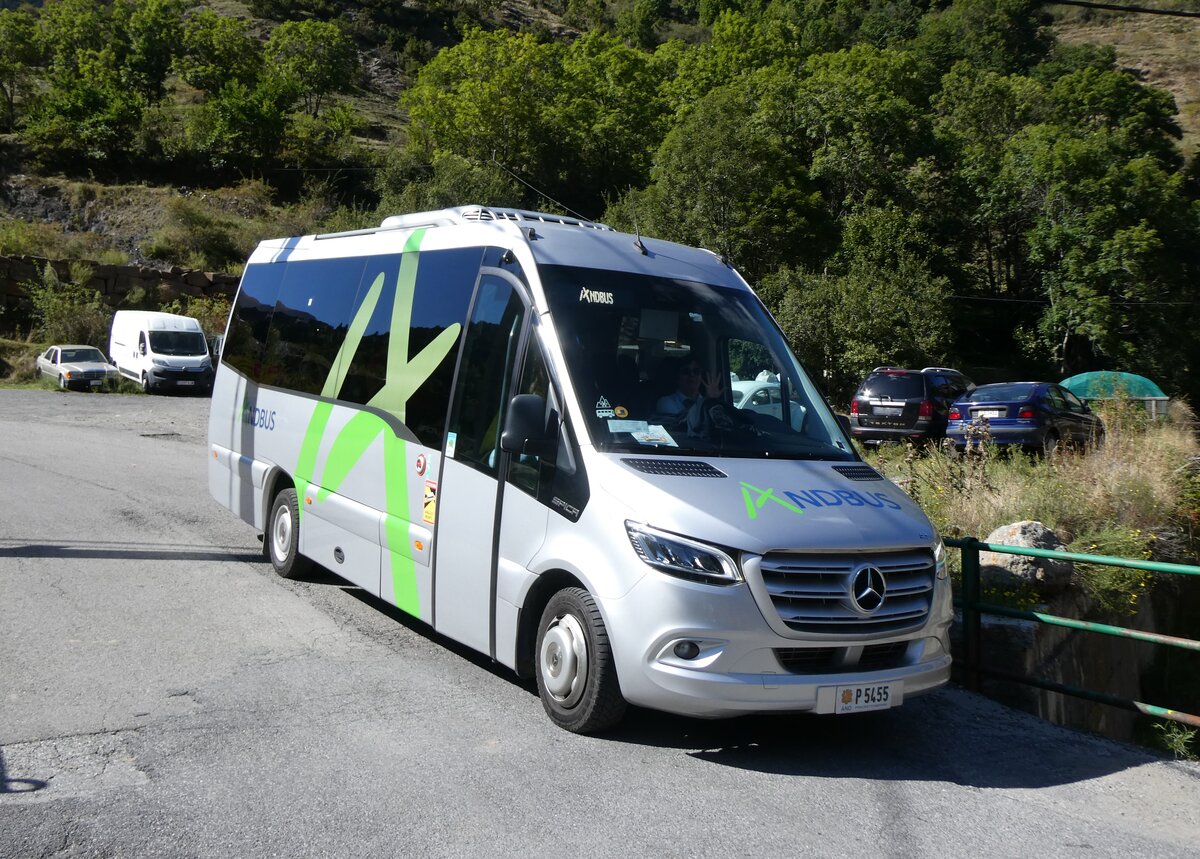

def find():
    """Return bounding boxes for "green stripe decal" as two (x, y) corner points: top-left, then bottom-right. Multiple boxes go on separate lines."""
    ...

(293, 227), (445, 620)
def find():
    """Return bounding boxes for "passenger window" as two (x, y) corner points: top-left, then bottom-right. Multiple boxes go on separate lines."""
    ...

(262, 256), (368, 395)
(507, 335), (552, 498)
(336, 248), (483, 445)
(1063, 389), (1086, 413)
(446, 274), (527, 477)
(224, 262), (286, 378)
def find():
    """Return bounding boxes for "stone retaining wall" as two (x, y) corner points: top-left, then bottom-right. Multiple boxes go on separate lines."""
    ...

(0, 254), (239, 307)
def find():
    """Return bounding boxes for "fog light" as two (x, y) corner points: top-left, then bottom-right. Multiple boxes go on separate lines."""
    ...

(673, 641), (701, 660)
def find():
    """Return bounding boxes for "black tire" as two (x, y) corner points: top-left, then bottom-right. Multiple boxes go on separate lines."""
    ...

(58, 374), (66, 390)
(141, 373), (152, 394)
(534, 587), (626, 734)
(267, 488), (313, 580)
(1043, 430), (1060, 458)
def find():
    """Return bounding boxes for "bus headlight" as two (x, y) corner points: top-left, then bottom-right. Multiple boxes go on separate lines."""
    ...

(934, 535), (948, 580)
(625, 522), (742, 585)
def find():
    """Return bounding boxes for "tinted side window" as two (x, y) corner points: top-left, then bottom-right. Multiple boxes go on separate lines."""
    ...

(507, 336), (551, 498)
(447, 275), (527, 477)
(224, 263), (286, 378)
(261, 257), (368, 394)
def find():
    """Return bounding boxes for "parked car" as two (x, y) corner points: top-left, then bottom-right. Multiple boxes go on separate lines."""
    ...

(946, 382), (1104, 454)
(849, 366), (975, 446)
(36, 345), (119, 391)
(731, 380), (806, 430)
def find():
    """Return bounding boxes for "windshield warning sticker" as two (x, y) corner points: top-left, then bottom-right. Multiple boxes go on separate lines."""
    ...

(608, 419), (649, 433)
(596, 396), (615, 418)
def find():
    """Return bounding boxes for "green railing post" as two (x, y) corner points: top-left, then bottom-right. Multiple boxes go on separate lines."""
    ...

(960, 538), (982, 693)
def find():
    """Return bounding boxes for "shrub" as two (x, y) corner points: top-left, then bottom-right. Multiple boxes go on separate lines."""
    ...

(142, 197), (248, 271)
(24, 263), (112, 345)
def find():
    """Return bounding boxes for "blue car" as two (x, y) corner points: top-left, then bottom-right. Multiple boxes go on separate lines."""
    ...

(946, 382), (1104, 454)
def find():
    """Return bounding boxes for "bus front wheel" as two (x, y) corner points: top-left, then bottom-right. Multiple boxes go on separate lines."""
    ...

(268, 488), (313, 580)
(535, 587), (626, 734)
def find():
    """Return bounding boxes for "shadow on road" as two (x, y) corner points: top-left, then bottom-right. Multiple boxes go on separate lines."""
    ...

(0, 539), (261, 564)
(0, 752), (46, 795)
(334, 585), (1180, 791)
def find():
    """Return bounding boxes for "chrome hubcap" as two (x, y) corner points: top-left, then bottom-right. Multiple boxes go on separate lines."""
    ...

(272, 503), (292, 563)
(540, 613), (588, 708)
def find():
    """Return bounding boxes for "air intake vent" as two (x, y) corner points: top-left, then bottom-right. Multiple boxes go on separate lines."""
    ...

(774, 642), (911, 674)
(622, 459), (727, 478)
(832, 465), (885, 481)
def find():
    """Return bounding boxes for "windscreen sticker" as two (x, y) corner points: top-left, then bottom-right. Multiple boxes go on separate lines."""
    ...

(595, 396), (615, 418)
(608, 419), (649, 433)
(446, 431), (457, 459)
(631, 425), (677, 447)
(423, 480), (438, 524)
(614, 406), (629, 419)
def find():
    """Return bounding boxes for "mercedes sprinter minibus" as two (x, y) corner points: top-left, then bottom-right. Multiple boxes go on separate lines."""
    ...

(208, 207), (952, 733)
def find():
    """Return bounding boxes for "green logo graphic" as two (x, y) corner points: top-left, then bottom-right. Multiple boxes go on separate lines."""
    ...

(740, 482), (805, 521)
(295, 229), (459, 617)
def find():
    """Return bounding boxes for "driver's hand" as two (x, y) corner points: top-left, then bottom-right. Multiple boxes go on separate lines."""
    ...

(702, 371), (727, 400)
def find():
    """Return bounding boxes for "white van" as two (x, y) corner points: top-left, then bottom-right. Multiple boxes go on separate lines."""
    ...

(207, 207), (953, 733)
(109, 310), (215, 394)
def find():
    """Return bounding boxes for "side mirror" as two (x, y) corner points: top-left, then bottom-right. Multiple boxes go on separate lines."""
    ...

(500, 394), (556, 456)
(836, 413), (852, 437)
(139, 342), (147, 356)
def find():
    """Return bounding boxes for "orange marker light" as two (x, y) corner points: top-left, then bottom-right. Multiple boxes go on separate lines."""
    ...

(414, 541), (424, 551)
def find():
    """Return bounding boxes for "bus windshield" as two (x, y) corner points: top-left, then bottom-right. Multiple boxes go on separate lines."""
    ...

(540, 265), (853, 461)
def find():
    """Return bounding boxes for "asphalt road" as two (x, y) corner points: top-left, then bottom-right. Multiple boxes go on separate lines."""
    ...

(2, 389), (1198, 858)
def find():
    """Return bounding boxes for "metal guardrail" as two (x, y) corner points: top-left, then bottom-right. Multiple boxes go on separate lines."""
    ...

(947, 536), (1200, 729)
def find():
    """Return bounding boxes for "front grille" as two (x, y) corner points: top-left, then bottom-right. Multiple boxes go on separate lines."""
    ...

(621, 458), (726, 478)
(759, 549), (935, 635)
(77, 369), (107, 380)
(774, 642), (911, 674)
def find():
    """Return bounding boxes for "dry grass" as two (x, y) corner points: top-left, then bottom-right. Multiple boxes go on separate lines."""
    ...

(867, 399), (1200, 549)
(1052, 8), (1200, 158)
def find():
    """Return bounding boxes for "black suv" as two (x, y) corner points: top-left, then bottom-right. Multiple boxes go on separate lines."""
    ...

(849, 366), (975, 446)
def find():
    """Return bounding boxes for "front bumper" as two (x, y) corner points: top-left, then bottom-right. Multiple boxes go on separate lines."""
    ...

(148, 368), (214, 390)
(601, 565), (954, 718)
(948, 423), (1045, 448)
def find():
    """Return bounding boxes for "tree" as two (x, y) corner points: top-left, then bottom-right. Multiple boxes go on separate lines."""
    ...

(0, 9), (41, 131)
(607, 75), (832, 281)
(174, 8), (261, 95)
(115, 0), (189, 100)
(771, 255), (955, 401)
(264, 19), (357, 117)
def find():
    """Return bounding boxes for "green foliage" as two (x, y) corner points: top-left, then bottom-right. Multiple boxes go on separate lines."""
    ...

(24, 262), (111, 345)
(376, 149), (522, 215)
(264, 19), (357, 117)
(175, 9), (261, 94)
(142, 197), (250, 271)
(1069, 525), (1156, 616)
(0, 8), (41, 131)
(1152, 720), (1198, 761)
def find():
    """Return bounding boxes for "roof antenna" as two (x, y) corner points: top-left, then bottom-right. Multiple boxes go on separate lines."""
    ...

(633, 219), (647, 255)
(489, 154), (594, 223)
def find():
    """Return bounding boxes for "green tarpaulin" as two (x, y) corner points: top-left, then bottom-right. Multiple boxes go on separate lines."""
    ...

(1060, 371), (1167, 400)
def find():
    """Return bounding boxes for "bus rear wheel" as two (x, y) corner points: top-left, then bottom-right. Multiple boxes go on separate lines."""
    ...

(268, 488), (313, 580)
(535, 587), (626, 734)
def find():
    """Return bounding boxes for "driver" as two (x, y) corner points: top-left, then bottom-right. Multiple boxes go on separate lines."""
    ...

(655, 358), (728, 435)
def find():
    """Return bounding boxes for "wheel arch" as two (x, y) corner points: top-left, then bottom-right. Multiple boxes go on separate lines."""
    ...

(514, 568), (586, 679)
(260, 467), (295, 532)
